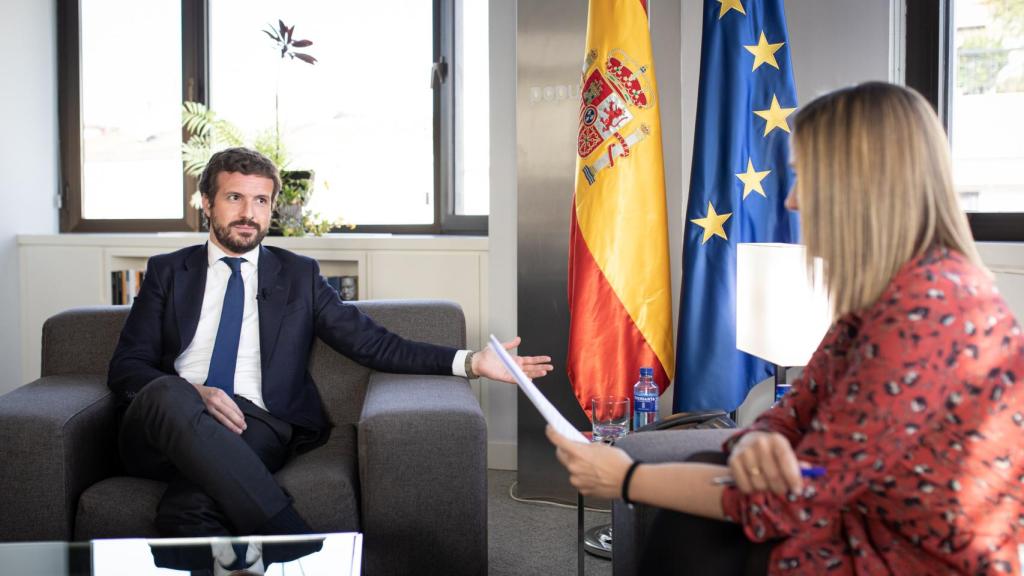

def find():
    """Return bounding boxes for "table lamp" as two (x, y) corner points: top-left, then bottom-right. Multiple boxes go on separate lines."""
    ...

(736, 243), (832, 402)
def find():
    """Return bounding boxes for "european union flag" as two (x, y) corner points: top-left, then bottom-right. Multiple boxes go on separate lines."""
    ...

(674, 0), (800, 412)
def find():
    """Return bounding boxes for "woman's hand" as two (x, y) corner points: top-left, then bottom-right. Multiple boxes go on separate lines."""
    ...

(727, 430), (802, 495)
(546, 425), (633, 499)
(472, 337), (553, 382)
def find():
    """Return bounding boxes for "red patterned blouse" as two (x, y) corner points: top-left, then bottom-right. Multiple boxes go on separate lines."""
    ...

(721, 248), (1024, 575)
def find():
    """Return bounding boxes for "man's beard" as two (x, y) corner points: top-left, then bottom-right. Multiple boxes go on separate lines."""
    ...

(211, 216), (267, 254)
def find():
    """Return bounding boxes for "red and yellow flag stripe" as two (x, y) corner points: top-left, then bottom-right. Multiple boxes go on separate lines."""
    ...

(568, 0), (674, 417)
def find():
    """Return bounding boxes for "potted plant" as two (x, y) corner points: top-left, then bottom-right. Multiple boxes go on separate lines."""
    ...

(181, 20), (348, 236)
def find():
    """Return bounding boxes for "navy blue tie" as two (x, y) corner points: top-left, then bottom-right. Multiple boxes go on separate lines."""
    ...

(206, 257), (245, 395)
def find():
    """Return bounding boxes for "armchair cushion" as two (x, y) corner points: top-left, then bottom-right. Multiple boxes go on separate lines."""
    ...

(277, 423), (361, 533)
(75, 424), (361, 540)
(41, 306), (129, 377)
(76, 477), (164, 539)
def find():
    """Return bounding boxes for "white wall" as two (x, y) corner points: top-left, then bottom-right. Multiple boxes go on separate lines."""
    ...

(0, 0), (60, 395)
(786, 0), (893, 101)
(654, 0), (685, 420)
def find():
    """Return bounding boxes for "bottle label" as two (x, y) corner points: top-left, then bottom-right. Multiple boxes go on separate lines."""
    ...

(774, 384), (792, 405)
(634, 398), (657, 412)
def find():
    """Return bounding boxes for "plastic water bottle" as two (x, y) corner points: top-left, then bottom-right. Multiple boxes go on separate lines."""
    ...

(633, 367), (658, 430)
(774, 383), (792, 405)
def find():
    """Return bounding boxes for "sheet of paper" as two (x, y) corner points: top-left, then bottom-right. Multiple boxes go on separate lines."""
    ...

(488, 334), (588, 443)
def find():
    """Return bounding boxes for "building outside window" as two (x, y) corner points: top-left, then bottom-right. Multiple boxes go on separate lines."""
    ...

(950, 0), (1024, 214)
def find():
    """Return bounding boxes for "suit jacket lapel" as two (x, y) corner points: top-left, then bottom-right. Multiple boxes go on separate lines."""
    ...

(174, 244), (209, 355)
(257, 246), (290, 374)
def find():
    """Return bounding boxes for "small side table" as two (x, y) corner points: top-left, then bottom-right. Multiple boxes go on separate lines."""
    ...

(577, 431), (615, 575)
(576, 494), (614, 576)
(578, 491), (585, 576)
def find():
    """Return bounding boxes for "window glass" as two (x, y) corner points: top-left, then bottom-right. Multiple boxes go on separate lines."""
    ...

(952, 0), (1024, 212)
(209, 1), (435, 225)
(455, 0), (490, 216)
(80, 0), (183, 219)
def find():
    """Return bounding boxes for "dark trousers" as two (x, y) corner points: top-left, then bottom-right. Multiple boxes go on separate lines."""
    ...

(119, 375), (300, 536)
(638, 451), (775, 576)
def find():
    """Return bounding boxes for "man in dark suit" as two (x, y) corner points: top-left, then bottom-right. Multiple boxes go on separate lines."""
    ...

(108, 147), (551, 537)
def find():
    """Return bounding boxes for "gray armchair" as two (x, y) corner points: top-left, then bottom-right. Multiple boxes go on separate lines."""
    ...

(611, 428), (736, 575)
(0, 301), (487, 576)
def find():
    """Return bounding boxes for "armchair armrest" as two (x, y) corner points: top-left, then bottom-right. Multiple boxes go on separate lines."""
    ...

(611, 429), (736, 576)
(0, 375), (118, 541)
(358, 372), (486, 576)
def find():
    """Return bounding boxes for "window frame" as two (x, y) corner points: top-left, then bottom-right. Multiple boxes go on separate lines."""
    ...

(904, 0), (1024, 242)
(57, 0), (487, 235)
(57, 0), (203, 232)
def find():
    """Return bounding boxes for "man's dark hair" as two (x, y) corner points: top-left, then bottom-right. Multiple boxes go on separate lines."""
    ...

(199, 147), (282, 203)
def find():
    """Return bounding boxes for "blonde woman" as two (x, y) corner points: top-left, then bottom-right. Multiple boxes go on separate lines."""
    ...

(548, 82), (1023, 574)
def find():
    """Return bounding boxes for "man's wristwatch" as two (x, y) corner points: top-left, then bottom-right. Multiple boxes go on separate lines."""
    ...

(464, 350), (478, 380)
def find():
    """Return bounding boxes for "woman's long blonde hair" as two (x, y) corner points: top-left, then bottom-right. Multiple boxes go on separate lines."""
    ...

(792, 82), (983, 318)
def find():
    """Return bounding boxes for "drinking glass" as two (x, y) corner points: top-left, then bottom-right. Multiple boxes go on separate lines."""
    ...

(591, 396), (630, 443)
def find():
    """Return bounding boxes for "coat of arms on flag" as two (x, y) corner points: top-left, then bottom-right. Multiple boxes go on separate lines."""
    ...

(577, 49), (655, 185)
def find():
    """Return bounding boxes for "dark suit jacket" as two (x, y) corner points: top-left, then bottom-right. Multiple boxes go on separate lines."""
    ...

(108, 243), (458, 431)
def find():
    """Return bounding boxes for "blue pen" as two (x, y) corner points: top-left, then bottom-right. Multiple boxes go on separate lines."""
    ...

(711, 466), (826, 486)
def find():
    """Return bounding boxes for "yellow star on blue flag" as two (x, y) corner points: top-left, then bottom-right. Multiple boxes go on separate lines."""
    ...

(690, 201), (732, 243)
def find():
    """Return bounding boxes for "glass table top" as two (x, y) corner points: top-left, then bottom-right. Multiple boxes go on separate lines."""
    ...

(0, 532), (361, 576)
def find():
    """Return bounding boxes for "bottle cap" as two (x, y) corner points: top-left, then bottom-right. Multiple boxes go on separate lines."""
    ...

(639, 367), (654, 377)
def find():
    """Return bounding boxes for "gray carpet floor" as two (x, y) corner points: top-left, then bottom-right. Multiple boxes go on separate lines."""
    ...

(488, 470), (613, 576)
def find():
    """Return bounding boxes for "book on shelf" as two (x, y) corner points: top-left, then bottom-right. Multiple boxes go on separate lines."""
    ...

(111, 269), (146, 305)
(326, 275), (359, 301)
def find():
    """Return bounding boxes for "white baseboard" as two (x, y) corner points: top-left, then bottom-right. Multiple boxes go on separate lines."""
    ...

(487, 440), (517, 470)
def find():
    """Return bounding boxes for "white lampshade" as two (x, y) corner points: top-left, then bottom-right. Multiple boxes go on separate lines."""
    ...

(736, 243), (832, 367)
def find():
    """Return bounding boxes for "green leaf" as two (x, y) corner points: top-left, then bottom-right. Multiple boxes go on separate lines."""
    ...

(212, 119), (245, 147)
(182, 101), (215, 137)
(181, 133), (213, 177)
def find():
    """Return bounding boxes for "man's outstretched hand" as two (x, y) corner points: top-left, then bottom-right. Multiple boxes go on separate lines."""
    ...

(471, 337), (553, 383)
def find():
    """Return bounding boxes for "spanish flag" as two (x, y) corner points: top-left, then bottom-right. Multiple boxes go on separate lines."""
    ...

(568, 0), (673, 418)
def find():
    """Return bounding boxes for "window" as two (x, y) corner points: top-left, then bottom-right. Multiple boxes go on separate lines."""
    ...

(454, 0), (490, 219)
(58, 0), (488, 234)
(905, 0), (1024, 241)
(58, 0), (202, 232)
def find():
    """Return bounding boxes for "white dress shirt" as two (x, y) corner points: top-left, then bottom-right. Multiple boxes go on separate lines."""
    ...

(175, 242), (266, 409)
